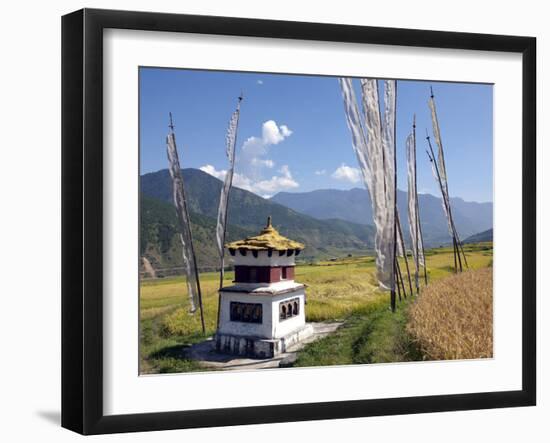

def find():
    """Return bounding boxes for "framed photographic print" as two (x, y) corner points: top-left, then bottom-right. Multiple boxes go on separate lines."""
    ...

(62, 8), (536, 435)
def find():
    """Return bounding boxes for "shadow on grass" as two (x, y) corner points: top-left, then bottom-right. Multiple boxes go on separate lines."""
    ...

(147, 343), (205, 374)
(150, 344), (187, 360)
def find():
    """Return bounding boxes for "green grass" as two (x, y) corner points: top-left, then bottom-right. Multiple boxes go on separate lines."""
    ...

(140, 243), (493, 373)
(294, 296), (421, 367)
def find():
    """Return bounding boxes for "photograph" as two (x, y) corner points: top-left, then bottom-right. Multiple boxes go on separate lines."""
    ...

(138, 68), (494, 375)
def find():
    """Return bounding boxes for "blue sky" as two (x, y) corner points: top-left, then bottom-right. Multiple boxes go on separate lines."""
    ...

(140, 68), (493, 203)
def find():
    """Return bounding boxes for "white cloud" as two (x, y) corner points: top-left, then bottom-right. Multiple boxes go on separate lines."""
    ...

(200, 164), (254, 192)
(314, 169), (326, 176)
(419, 188), (437, 195)
(280, 125), (293, 137)
(261, 120), (291, 145)
(257, 79), (264, 85)
(202, 120), (297, 198)
(242, 136), (266, 158)
(252, 158), (275, 168)
(240, 120), (291, 164)
(332, 164), (361, 183)
(253, 165), (299, 196)
(232, 173), (253, 191)
(241, 121), (292, 156)
(200, 163), (298, 197)
(199, 164), (226, 180)
(239, 120), (293, 182)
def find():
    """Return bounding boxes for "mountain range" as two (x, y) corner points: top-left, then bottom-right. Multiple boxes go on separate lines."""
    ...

(271, 188), (492, 247)
(140, 168), (492, 274)
(140, 169), (376, 273)
(463, 228), (493, 244)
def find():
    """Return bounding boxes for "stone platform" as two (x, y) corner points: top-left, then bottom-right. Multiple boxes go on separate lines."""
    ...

(215, 324), (314, 359)
(184, 321), (342, 371)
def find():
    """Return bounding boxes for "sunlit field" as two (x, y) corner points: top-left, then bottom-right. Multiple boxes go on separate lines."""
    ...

(140, 243), (493, 374)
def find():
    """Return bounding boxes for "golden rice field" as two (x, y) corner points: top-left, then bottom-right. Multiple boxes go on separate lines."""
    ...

(407, 267), (493, 360)
(139, 243), (493, 373)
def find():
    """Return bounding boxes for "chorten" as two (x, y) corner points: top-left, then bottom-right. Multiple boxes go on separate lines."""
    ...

(215, 217), (313, 358)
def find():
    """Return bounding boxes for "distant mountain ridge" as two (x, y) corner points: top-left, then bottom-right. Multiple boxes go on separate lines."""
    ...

(140, 169), (376, 270)
(140, 194), (255, 275)
(271, 188), (493, 247)
(464, 228), (493, 244)
(140, 168), (492, 274)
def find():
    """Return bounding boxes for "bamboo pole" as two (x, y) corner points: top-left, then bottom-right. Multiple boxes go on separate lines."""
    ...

(456, 238), (463, 272)
(452, 238), (459, 273)
(216, 239), (226, 330)
(189, 227), (206, 334)
(449, 210), (467, 270)
(455, 233), (470, 269)
(396, 210), (413, 296)
(394, 260), (401, 301)
(395, 259), (404, 301)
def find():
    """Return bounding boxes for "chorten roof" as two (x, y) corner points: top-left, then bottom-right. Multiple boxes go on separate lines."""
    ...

(226, 217), (305, 251)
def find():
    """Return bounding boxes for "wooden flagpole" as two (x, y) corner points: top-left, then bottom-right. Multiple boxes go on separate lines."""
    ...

(426, 139), (468, 273)
(396, 211), (414, 297)
(455, 231), (469, 269)
(453, 238), (459, 273)
(395, 259), (404, 301)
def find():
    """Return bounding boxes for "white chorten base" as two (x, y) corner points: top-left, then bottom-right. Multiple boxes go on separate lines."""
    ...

(215, 282), (313, 358)
(215, 324), (314, 358)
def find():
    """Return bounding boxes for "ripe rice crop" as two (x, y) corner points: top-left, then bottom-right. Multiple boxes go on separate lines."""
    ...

(407, 267), (493, 361)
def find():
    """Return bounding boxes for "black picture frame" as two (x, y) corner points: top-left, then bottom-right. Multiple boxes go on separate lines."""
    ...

(62, 8), (536, 435)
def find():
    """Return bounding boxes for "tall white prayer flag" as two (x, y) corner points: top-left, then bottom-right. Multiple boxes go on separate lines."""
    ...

(216, 97), (242, 262)
(406, 129), (425, 281)
(427, 151), (454, 238)
(428, 94), (449, 197)
(166, 122), (200, 313)
(396, 213), (405, 258)
(381, 80), (397, 290)
(340, 78), (396, 290)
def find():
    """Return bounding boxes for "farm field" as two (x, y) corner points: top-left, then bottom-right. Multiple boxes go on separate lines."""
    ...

(139, 243), (493, 374)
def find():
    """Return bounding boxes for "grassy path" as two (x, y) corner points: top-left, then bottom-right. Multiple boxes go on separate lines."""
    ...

(293, 296), (422, 367)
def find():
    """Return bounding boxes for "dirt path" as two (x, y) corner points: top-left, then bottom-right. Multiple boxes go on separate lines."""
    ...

(184, 321), (343, 371)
